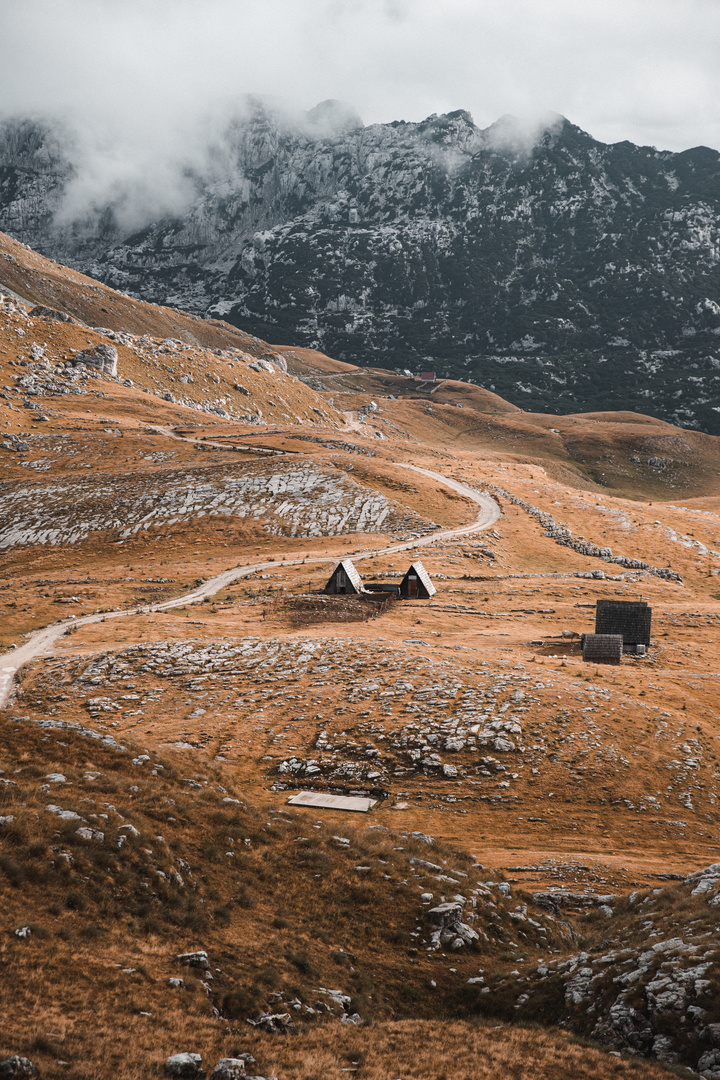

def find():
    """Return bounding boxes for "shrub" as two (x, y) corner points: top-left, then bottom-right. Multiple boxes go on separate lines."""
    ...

(65, 889), (85, 911)
(221, 985), (264, 1019)
(287, 952), (313, 975)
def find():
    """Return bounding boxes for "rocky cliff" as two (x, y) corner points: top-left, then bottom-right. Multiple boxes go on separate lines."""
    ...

(1, 100), (720, 430)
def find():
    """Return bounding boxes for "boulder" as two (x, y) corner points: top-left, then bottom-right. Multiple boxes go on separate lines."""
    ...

(75, 827), (104, 842)
(165, 1052), (204, 1077)
(426, 902), (479, 949)
(247, 1012), (293, 1034)
(210, 1060), (247, 1080)
(29, 305), (77, 323)
(72, 342), (118, 376)
(0, 1060), (38, 1079)
(176, 950), (210, 971)
(261, 352), (288, 372)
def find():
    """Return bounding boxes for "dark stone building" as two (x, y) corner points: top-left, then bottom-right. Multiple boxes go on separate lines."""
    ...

(595, 600), (651, 651)
(582, 633), (623, 665)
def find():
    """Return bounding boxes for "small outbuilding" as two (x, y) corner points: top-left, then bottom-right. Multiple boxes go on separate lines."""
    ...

(582, 633), (623, 665)
(364, 582), (401, 597)
(595, 600), (651, 651)
(399, 561), (436, 599)
(324, 559), (364, 595)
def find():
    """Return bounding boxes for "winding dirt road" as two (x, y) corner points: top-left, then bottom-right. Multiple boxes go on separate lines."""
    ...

(0, 464), (500, 708)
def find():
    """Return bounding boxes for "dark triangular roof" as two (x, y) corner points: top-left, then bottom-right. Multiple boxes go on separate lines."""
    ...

(327, 559), (364, 592)
(403, 560), (436, 596)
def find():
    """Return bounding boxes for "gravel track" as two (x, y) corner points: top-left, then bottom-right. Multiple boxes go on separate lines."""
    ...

(0, 463), (500, 707)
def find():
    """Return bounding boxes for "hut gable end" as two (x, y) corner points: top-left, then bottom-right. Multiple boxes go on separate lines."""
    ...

(400, 560), (436, 599)
(324, 559), (364, 595)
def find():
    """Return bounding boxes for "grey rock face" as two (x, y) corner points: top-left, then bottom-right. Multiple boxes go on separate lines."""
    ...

(0, 461), (434, 551)
(522, 921), (719, 1076)
(2, 103), (720, 431)
(72, 342), (117, 376)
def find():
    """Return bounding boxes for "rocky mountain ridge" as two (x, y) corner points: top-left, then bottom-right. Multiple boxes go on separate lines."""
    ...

(1, 101), (720, 430)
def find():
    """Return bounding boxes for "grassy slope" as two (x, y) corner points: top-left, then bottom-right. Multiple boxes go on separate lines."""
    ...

(0, 711), (681, 1080)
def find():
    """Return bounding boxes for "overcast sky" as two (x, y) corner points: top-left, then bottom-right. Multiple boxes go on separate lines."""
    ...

(2, 0), (718, 150)
(1, 0), (718, 223)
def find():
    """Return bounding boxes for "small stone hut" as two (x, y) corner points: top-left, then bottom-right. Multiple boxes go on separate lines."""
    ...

(399, 561), (436, 599)
(582, 633), (623, 665)
(324, 559), (364, 595)
(595, 600), (651, 651)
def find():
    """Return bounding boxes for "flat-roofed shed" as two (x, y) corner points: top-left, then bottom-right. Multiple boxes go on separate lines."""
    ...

(399, 561), (436, 599)
(582, 633), (623, 665)
(323, 559), (364, 595)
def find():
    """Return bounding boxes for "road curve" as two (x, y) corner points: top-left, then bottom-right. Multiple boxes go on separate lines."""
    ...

(0, 463), (499, 708)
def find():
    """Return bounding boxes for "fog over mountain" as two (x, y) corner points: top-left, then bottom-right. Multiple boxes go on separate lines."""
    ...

(2, 99), (719, 434)
(1, 1), (720, 432)
(1, 0), (719, 226)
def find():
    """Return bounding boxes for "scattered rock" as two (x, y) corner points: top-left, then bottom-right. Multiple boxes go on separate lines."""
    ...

(0, 1060), (38, 1079)
(165, 1052), (204, 1078)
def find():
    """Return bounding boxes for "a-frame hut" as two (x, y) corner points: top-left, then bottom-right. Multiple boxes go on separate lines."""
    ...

(399, 561), (436, 599)
(324, 559), (364, 595)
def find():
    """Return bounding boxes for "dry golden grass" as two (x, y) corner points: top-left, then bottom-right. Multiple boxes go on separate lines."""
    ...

(251, 1021), (683, 1080)
(2, 701), (715, 1078)
(5, 229), (720, 1079)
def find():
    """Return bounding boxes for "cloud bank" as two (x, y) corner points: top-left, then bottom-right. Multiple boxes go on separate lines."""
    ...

(1, 0), (718, 225)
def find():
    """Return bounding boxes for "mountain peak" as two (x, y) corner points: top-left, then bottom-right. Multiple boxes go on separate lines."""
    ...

(305, 99), (364, 136)
(483, 111), (566, 156)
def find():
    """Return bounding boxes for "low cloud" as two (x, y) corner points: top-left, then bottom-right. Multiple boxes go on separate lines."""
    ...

(1, 0), (718, 228)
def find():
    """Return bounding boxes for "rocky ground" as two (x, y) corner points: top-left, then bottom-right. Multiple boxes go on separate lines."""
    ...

(3, 237), (720, 1077)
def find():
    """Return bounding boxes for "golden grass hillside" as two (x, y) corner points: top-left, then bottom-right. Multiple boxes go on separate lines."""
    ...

(0, 709), (703, 1080)
(5, 235), (720, 1079)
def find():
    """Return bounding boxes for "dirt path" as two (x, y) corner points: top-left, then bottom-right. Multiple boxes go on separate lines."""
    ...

(0, 464), (500, 707)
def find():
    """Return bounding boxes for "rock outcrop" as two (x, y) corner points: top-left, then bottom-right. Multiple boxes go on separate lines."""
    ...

(427, 902), (479, 950)
(2, 102), (720, 430)
(71, 342), (118, 376)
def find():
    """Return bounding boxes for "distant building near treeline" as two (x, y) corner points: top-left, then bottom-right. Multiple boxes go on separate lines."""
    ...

(323, 559), (436, 599)
(595, 600), (651, 653)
